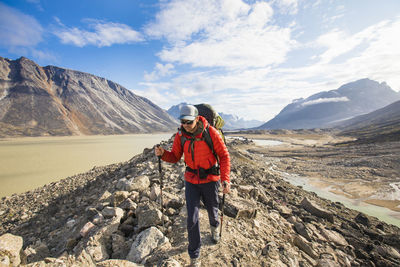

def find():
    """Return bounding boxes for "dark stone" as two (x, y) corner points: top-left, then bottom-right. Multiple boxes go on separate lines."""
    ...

(355, 213), (370, 227)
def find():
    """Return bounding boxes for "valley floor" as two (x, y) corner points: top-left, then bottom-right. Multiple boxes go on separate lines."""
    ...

(228, 130), (400, 216)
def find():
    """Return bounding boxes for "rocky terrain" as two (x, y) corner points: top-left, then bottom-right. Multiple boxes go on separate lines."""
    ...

(1, 135), (400, 266)
(230, 129), (400, 215)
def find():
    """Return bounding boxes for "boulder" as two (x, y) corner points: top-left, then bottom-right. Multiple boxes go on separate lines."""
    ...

(301, 198), (334, 223)
(224, 197), (258, 219)
(150, 185), (161, 201)
(320, 228), (348, 247)
(112, 191), (130, 207)
(126, 226), (170, 263)
(294, 222), (311, 241)
(137, 208), (163, 229)
(80, 222), (96, 237)
(0, 233), (24, 267)
(129, 176), (150, 192)
(293, 235), (318, 259)
(102, 207), (124, 219)
(355, 213), (370, 227)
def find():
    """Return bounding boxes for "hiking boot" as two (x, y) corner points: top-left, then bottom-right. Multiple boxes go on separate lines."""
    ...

(190, 257), (201, 267)
(211, 225), (220, 244)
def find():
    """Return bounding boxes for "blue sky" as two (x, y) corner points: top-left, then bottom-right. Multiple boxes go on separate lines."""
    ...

(1, 0), (400, 121)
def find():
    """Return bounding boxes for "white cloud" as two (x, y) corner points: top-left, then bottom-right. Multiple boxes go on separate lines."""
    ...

(273, 0), (299, 14)
(302, 97), (349, 106)
(146, 0), (295, 69)
(144, 63), (175, 81)
(141, 3), (400, 121)
(54, 20), (144, 47)
(0, 3), (43, 48)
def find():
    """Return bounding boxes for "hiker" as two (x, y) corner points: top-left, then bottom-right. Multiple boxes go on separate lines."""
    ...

(155, 104), (230, 266)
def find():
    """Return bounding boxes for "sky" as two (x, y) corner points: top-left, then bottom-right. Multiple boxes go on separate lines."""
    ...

(1, 0), (400, 122)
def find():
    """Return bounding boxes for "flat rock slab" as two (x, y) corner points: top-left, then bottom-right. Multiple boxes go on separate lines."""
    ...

(301, 197), (334, 223)
(224, 197), (258, 219)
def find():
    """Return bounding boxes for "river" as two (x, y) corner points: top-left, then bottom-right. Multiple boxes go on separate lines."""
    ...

(0, 133), (172, 197)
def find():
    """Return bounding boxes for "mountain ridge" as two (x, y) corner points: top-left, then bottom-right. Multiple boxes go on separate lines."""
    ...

(258, 78), (400, 130)
(0, 56), (178, 137)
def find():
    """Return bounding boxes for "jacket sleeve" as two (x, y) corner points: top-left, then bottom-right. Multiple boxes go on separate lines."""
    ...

(209, 127), (230, 183)
(161, 133), (183, 163)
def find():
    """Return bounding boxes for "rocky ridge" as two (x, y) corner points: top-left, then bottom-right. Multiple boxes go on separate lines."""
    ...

(1, 138), (400, 266)
(0, 56), (178, 137)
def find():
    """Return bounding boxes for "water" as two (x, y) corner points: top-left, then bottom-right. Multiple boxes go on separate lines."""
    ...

(0, 133), (172, 197)
(253, 139), (284, 146)
(226, 136), (284, 146)
(279, 171), (400, 227)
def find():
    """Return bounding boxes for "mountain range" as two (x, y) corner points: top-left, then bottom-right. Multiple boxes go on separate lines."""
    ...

(0, 56), (178, 137)
(166, 103), (264, 130)
(258, 78), (400, 130)
(337, 100), (400, 143)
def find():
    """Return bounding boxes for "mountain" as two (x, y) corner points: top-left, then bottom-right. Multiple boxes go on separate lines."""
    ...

(167, 103), (264, 130)
(219, 112), (264, 130)
(258, 78), (400, 130)
(0, 56), (178, 137)
(338, 100), (400, 143)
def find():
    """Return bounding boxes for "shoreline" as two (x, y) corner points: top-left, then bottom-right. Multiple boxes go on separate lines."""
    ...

(227, 130), (400, 226)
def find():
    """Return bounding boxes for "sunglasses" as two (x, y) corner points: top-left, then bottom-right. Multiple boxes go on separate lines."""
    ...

(181, 120), (195, 125)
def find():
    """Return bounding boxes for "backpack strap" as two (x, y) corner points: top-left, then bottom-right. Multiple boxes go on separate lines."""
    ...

(179, 125), (219, 164)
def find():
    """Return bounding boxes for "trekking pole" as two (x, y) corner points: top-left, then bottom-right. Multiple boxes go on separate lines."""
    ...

(157, 146), (165, 229)
(219, 191), (226, 238)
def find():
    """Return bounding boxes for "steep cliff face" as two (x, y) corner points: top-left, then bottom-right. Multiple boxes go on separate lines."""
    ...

(0, 56), (178, 137)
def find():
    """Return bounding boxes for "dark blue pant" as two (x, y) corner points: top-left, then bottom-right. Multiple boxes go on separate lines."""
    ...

(185, 181), (220, 259)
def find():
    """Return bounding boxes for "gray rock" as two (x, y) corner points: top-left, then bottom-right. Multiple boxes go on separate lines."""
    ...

(224, 197), (258, 219)
(301, 198), (334, 223)
(150, 185), (161, 201)
(137, 208), (163, 229)
(116, 178), (132, 191)
(373, 244), (400, 259)
(99, 191), (112, 202)
(128, 176), (150, 192)
(320, 228), (348, 246)
(102, 207), (124, 219)
(294, 222), (311, 241)
(0, 233), (24, 267)
(111, 233), (129, 259)
(120, 198), (137, 211)
(126, 226), (170, 263)
(293, 235), (318, 259)
(113, 191), (130, 207)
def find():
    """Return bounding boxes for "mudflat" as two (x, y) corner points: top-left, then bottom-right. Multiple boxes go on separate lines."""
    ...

(228, 129), (400, 214)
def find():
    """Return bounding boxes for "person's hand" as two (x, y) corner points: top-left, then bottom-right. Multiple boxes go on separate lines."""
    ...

(222, 181), (231, 194)
(155, 146), (165, 157)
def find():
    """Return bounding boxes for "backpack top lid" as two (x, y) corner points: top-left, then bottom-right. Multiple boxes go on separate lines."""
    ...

(194, 103), (218, 127)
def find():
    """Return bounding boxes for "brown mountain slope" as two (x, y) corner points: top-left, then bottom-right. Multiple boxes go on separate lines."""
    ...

(0, 56), (178, 137)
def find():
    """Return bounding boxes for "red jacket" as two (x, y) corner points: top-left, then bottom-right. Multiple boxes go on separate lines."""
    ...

(162, 116), (230, 184)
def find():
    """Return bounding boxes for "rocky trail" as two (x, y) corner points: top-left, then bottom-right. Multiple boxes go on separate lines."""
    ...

(1, 137), (400, 267)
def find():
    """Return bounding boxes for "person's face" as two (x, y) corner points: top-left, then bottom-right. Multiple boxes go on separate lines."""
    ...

(181, 117), (199, 133)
